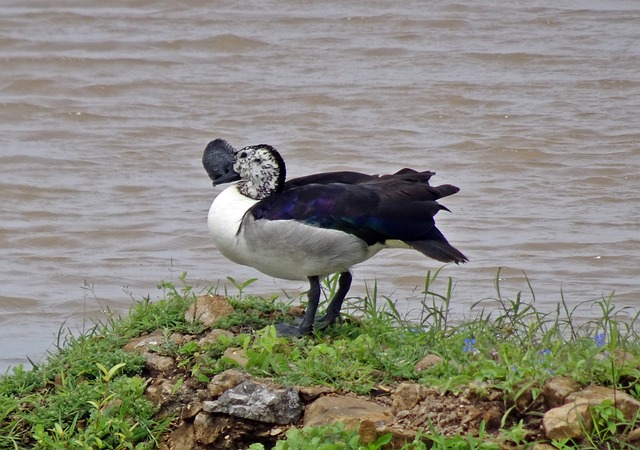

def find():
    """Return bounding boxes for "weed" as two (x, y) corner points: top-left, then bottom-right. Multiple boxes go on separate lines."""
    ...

(248, 422), (391, 450)
(225, 276), (258, 297)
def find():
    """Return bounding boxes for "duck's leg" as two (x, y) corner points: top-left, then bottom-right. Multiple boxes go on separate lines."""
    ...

(298, 275), (321, 335)
(274, 275), (321, 337)
(315, 271), (352, 331)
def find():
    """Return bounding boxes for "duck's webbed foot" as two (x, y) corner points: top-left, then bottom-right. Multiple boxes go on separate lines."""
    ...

(274, 275), (321, 337)
(315, 271), (352, 331)
(315, 312), (343, 331)
(274, 322), (303, 337)
(274, 272), (352, 336)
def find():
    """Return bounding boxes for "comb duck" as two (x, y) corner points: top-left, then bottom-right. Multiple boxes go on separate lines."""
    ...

(202, 138), (467, 336)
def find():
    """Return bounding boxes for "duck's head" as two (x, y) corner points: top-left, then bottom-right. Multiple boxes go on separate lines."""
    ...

(234, 144), (286, 200)
(202, 138), (242, 186)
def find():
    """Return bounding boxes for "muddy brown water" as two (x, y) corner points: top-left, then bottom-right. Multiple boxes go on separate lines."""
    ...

(1, 1), (639, 371)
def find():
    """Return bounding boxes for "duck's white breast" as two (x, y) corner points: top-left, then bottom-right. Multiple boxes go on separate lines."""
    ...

(207, 185), (257, 263)
(207, 186), (384, 280)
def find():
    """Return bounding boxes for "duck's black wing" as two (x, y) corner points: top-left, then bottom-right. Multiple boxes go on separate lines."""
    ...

(285, 168), (460, 199)
(283, 171), (375, 189)
(249, 172), (467, 264)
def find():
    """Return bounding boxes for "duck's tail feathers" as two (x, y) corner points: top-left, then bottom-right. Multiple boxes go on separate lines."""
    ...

(405, 227), (468, 264)
(430, 184), (460, 199)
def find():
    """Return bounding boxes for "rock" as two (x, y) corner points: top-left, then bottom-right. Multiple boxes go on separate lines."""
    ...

(145, 378), (175, 407)
(167, 413), (274, 450)
(566, 385), (640, 421)
(168, 332), (193, 346)
(185, 294), (235, 328)
(165, 421), (202, 450)
(145, 377), (208, 420)
(191, 412), (251, 447)
(198, 329), (234, 347)
(181, 402), (203, 420)
(357, 420), (418, 448)
(415, 354), (443, 372)
(222, 347), (249, 367)
(596, 350), (639, 368)
(372, 425), (417, 449)
(203, 380), (302, 424)
(543, 384), (640, 441)
(627, 426), (640, 445)
(531, 444), (558, 450)
(304, 395), (392, 429)
(288, 305), (306, 317)
(357, 419), (379, 444)
(123, 331), (176, 373)
(613, 349), (638, 367)
(193, 412), (218, 445)
(145, 354), (175, 373)
(144, 378), (162, 403)
(207, 369), (247, 397)
(513, 381), (538, 411)
(481, 404), (503, 428)
(296, 384), (336, 402)
(543, 377), (581, 409)
(123, 330), (176, 373)
(124, 330), (164, 353)
(392, 382), (427, 414)
(543, 401), (592, 440)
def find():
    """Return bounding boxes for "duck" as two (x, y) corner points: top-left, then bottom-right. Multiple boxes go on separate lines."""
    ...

(202, 138), (468, 336)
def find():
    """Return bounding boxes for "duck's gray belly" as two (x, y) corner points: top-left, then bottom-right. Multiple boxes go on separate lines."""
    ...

(234, 218), (380, 280)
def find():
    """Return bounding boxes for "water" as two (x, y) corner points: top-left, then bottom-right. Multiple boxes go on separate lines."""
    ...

(1, 0), (639, 372)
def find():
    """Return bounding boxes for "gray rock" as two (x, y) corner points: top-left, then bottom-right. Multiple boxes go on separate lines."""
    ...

(203, 380), (301, 424)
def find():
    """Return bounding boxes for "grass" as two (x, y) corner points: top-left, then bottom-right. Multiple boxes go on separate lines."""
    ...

(1, 270), (639, 449)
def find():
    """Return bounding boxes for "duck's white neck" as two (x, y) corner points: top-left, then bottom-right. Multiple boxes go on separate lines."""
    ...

(207, 185), (258, 259)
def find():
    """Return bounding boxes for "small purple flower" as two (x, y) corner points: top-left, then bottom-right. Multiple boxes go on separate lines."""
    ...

(594, 333), (606, 348)
(539, 348), (552, 368)
(463, 338), (476, 354)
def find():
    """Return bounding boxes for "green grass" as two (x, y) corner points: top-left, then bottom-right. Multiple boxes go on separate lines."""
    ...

(1, 270), (639, 449)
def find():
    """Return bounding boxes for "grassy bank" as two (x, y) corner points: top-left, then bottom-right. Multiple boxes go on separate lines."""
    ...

(1, 270), (639, 449)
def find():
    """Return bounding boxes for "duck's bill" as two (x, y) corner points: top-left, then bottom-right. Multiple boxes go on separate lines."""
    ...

(211, 171), (241, 186)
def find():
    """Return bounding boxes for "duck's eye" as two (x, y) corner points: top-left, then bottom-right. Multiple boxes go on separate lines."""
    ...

(239, 151), (247, 158)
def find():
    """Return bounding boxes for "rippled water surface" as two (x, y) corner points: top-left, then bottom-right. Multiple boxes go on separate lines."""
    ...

(1, 0), (639, 372)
